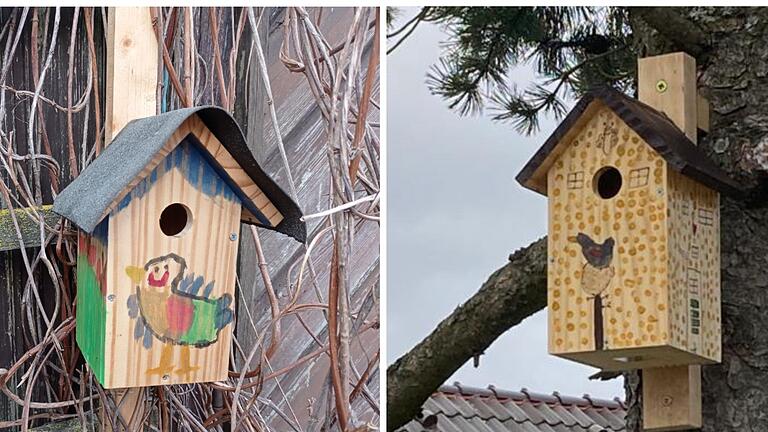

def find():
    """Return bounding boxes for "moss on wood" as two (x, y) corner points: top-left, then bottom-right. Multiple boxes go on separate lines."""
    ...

(0, 205), (59, 251)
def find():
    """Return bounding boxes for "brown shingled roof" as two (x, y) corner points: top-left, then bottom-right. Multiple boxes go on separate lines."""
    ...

(516, 87), (742, 198)
(399, 383), (626, 432)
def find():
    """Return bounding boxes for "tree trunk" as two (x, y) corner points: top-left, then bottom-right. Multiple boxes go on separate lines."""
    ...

(626, 6), (768, 431)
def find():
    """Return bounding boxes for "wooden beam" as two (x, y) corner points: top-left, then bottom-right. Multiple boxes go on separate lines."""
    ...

(638, 52), (703, 431)
(697, 93), (710, 133)
(638, 52), (698, 141)
(102, 6), (159, 431)
(104, 7), (158, 143)
(643, 365), (702, 431)
(0, 206), (58, 251)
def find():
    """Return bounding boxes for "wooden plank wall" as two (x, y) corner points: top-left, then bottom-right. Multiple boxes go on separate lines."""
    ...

(0, 8), (106, 426)
(235, 8), (380, 429)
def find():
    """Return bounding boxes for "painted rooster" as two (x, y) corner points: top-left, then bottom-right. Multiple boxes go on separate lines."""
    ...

(570, 233), (615, 350)
(126, 253), (233, 376)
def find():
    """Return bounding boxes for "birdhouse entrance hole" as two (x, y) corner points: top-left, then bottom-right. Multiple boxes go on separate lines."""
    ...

(593, 166), (622, 199)
(159, 203), (192, 237)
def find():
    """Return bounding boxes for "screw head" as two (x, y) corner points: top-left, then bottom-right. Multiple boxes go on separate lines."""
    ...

(229, 233), (238, 241)
(662, 395), (673, 407)
(656, 79), (668, 93)
(107, 294), (116, 302)
(162, 374), (169, 381)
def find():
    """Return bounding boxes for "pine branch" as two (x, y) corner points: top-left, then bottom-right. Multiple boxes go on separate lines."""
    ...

(386, 237), (548, 431)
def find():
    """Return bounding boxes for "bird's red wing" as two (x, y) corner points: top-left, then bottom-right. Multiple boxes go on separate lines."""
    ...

(166, 295), (194, 337)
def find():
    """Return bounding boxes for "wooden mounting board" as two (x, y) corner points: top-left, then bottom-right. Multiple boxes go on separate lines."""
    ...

(643, 365), (702, 431)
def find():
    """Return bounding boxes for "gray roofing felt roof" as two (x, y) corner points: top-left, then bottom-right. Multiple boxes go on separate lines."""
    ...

(52, 106), (305, 242)
(399, 383), (626, 432)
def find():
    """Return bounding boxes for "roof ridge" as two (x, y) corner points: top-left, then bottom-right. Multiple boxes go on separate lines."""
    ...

(438, 382), (624, 410)
(434, 407), (626, 432)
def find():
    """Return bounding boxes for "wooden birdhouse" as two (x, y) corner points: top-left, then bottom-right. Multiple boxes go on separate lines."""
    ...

(53, 107), (305, 388)
(516, 85), (739, 372)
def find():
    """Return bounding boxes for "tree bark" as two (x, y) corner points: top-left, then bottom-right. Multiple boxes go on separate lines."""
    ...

(386, 237), (547, 431)
(626, 7), (768, 432)
(629, 8), (710, 58)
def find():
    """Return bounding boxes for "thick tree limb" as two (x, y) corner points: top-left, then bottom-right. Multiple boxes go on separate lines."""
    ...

(386, 237), (547, 431)
(629, 8), (709, 58)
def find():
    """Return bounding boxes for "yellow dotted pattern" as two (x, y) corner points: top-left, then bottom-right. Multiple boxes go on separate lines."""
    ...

(667, 170), (721, 362)
(547, 105), (670, 354)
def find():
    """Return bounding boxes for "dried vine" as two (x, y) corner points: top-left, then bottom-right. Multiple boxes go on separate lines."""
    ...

(0, 6), (379, 431)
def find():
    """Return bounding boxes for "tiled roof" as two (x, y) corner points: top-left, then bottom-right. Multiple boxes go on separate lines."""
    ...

(399, 382), (626, 432)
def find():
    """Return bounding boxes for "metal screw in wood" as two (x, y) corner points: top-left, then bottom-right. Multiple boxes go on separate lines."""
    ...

(662, 395), (673, 407)
(656, 79), (668, 93)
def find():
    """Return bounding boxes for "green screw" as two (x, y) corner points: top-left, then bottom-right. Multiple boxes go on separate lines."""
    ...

(656, 79), (668, 93)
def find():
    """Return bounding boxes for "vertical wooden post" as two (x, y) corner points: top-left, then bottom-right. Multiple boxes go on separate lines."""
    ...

(638, 52), (704, 431)
(102, 6), (158, 431)
(105, 7), (158, 143)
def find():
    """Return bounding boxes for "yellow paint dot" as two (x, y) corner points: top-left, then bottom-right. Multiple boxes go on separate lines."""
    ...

(567, 323), (575, 331)
(551, 302), (560, 311)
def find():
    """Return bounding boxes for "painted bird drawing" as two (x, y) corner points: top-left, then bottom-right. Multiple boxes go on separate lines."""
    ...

(126, 253), (234, 376)
(570, 233), (615, 350)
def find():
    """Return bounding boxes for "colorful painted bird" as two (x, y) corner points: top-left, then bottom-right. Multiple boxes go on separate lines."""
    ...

(126, 253), (233, 376)
(570, 233), (615, 350)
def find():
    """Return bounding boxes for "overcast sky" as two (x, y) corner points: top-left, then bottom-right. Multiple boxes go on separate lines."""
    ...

(387, 9), (623, 400)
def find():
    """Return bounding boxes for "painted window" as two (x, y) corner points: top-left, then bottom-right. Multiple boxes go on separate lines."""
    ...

(628, 167), (650, 189)
(698, 208), (715, 226)
(567, 171), (584, 190)
(689, 244), (700, 261)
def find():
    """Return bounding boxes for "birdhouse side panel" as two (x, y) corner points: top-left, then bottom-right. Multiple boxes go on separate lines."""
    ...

(76, 220), (109, 384)
(547, 105), (671, 357)
(667, 170), (721, 362)
(103, 140), (242, 388)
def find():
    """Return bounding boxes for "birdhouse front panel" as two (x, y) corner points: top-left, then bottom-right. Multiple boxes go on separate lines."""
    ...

(667, 170), (721, 362)
(547, 104), (674, 370)
(543, 101), (723, 371)
(101, 138), (242, 388)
